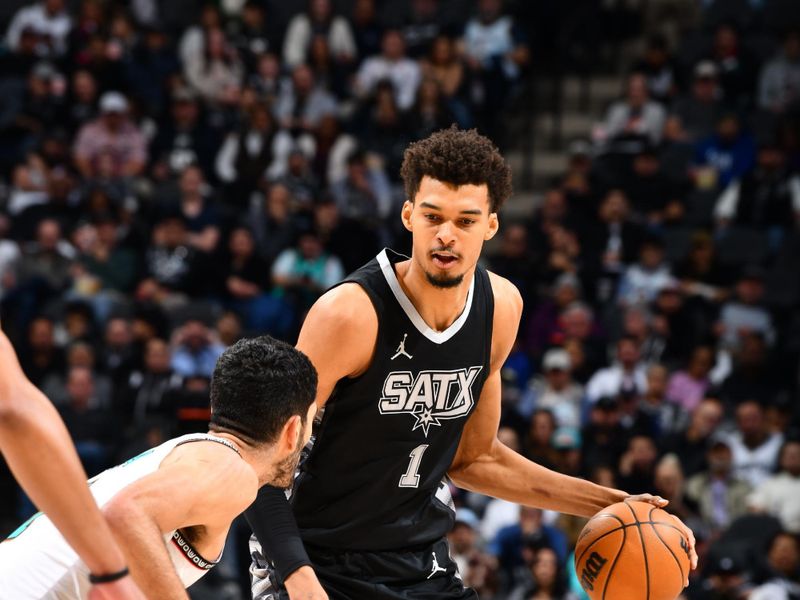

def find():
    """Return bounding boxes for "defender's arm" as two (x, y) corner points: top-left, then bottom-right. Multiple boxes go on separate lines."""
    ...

(103, 442), (257, 599)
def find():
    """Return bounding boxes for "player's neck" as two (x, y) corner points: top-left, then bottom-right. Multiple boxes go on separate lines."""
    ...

(397, 258), (474, 332)
(206, 431), (271, 484)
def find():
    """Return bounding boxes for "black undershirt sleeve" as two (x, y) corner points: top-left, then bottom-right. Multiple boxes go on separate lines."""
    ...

(245, 484), (312, 580)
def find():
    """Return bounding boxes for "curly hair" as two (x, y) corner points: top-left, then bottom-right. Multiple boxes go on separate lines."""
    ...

(400, 126), (512, 213)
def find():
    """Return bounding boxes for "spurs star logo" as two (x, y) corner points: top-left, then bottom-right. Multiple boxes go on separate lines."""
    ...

(379, 367), (482, 436)
(391, 333), (413, 360)
(427, 552), (447, 579)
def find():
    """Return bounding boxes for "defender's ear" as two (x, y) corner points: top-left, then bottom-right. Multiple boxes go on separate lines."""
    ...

(485, 213), (499, 240)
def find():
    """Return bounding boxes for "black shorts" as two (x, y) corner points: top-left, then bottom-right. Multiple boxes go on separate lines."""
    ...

(251, 538), (478, 600)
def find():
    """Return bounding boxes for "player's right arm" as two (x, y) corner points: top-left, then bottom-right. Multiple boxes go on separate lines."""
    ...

(102, 441), (258, 599)
(247, 283), (377, 600)
(0, 326), (145, 599)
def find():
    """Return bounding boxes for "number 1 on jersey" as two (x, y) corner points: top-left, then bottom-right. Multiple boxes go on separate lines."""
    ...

(399, 444), (429, 488)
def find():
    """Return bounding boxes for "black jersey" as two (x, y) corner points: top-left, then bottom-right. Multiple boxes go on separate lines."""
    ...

(291, 248), (494, 551)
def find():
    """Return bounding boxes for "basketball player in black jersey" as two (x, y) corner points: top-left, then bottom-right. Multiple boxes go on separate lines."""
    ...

(246, 127), (697, 600)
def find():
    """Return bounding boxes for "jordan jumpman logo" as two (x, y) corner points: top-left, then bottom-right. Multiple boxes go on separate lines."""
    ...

(391, 333), (413, 360)
(427, 551), (447, 579)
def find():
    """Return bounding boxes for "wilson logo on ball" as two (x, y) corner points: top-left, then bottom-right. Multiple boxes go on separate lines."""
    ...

(580, 551), (608, 591)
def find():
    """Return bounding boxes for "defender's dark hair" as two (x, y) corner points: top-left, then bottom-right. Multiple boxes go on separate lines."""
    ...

(209, 336), (317, 445)
(400, 126), (512, 213)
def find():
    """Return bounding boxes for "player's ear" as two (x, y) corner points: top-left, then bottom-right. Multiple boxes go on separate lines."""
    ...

(281, 414), (303, 453)
(485, 212), (499, 241)
(401, 201), (414, 232)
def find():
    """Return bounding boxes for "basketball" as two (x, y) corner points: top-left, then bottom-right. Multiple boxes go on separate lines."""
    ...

(574, 501), (691, 600)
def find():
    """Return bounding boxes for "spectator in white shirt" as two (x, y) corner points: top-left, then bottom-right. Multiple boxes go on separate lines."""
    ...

(5, 0), (71, 57)
(726, 400), (784, 488)
(617, 236), (673, 307)
(749, 440), (800, 533)
(586, 335), (648, 403)
(356, 29), (422, 111)
(603, 72), (667, 145)
(283, 0), (357, 69)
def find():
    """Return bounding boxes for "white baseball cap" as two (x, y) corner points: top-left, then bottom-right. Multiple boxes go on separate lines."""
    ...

(99, 91), (129, 114)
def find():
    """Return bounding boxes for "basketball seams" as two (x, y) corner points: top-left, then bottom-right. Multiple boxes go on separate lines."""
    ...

(624, 501), (650, 600)
(575, 513), (626, 565)
(647, 506), (686, 584)
(601, 519), (626, 600)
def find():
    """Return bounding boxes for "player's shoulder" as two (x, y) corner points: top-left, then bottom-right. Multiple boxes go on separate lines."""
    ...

(304, 282), (378, 335)
(486, 271), (523, 319)
(165, 439), (258, 512)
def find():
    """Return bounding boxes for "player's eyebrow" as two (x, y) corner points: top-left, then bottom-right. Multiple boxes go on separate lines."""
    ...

(419, 202), (482, 216)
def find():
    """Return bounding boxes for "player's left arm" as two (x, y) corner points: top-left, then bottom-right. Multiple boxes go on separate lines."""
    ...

(102, 442), (258, 599)
(447, 274), (697, 569)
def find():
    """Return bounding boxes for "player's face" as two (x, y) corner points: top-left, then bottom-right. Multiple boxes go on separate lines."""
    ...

(272, 402), (317, 488)
(403, 176), (498, 289)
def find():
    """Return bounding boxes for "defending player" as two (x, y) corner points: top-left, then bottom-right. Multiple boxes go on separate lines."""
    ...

(246, 127), (697, 600)
(0, 335), (317, 599)
(0, 325), (144, 599)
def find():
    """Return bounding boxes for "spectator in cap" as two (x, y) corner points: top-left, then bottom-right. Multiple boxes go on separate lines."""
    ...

(687, 553), (751, 599)
(749, 440), (800, 534)
(5, 0), (71, 57)
(73, 91), (147, 180)
(758, 30), (800, 114)
(686, 438), (752, 535)
(447, 508), (482, 580)
(717, 266), (775, 351)
(125, 20), (181, 118)
(671, 60), (723, 143)
(521, 348), (585, 428)
(726, 400), (784, 488)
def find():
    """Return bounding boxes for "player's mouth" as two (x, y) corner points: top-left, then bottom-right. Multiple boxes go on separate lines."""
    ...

(431, 251), (459, 270)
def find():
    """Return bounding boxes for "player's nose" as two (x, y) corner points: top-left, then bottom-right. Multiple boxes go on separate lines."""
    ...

(436, 222), (456, 246)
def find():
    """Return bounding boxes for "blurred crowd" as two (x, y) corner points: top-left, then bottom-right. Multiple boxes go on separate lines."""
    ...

(0, 0), (799, 599)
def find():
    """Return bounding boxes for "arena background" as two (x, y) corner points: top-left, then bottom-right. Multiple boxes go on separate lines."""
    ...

(0, 0), (799, 598)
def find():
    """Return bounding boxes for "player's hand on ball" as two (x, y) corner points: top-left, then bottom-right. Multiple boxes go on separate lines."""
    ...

(88, 577), (148, 600)
(285, 566), (329, 600)
(626, 494), (698, 578)
(624, 493), (668, 508)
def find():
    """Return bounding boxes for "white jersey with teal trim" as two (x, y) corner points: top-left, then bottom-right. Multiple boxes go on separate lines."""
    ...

(0, 433), (237, 599)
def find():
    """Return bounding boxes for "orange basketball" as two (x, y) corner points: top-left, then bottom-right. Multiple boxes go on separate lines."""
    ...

(574, 501), (690, 600)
